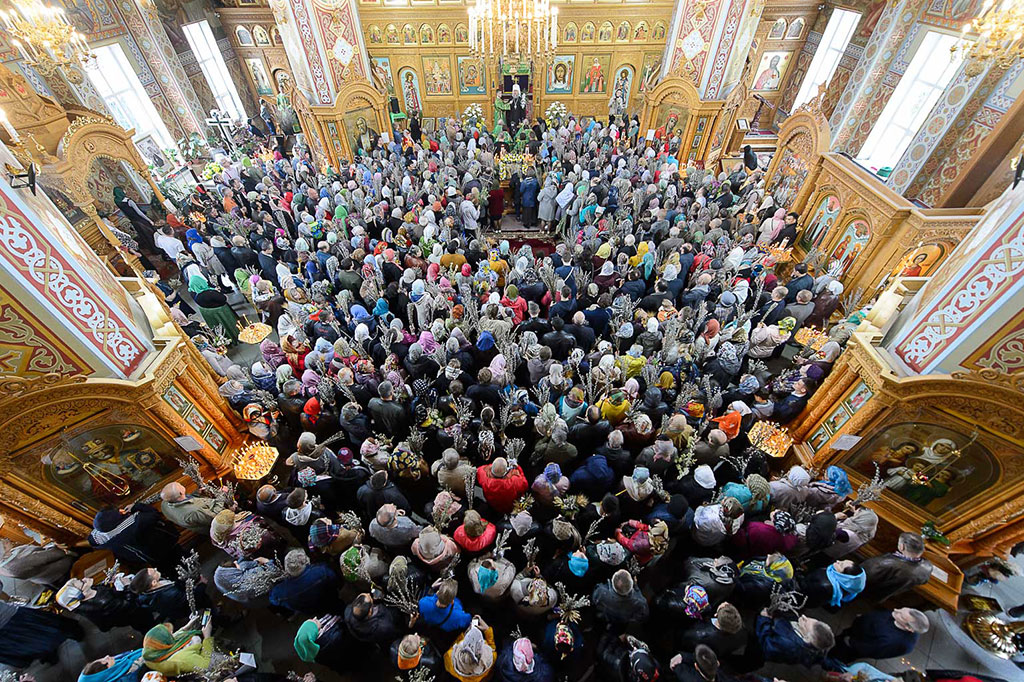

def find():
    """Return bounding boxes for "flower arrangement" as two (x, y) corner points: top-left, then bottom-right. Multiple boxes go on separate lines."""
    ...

(462, 102), (484, 128)
(545, 101), (567, 127)
(202, 161), (223, 180)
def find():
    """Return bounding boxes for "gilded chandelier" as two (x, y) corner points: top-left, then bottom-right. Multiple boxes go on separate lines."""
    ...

(953, 0), (1024, 77)
(0, 2), (95, 83)
(469, 0), (558, 61)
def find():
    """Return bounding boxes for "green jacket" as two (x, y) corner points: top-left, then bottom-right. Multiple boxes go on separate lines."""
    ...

(145, 636), (216, 677)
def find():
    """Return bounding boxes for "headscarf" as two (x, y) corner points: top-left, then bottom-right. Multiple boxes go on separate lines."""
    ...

(188, 275), (211, 295)
(78, 648), (144, 682)
(822, 465), (852, 497)
(142, 624), (200, 662)
(683, 584), (709, 618)
(739, 556), (794, 582)
(261, 339), (287, 369)
(512, 637), (535, 674)
(826, 564), (866, 606)
(701, 319), (720, 342)
(452, 623), (494, 678)
(294, 620), (321, 662)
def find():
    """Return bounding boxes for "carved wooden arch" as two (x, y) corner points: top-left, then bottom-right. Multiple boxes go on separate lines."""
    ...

(765, 109), (831, 215)
(640, 76), (702, 132)
(310, 80), (388, 167)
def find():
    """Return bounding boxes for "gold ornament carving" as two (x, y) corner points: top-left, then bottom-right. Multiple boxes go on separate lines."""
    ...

(950, 368), (1024, 395)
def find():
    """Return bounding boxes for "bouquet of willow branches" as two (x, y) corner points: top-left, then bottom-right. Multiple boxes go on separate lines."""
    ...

(553, 582), (590, 625)
(504, 437), (526, 467)
(176, 549), (202, 617)
(854, 463), (886, 504)
(767, 582), (807, 617)
(176, 456), (235, 508)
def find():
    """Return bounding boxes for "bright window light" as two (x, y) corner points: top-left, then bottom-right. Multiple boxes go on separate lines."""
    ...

(857, 30), (965, 172)
(183, 20), (247, 122)
(792, 8), (861, 110)
(88, 43), (175, 148)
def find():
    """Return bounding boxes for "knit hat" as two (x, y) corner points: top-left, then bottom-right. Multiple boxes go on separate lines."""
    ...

(771, 510), (796, 534)
(694, 465), (716, 489)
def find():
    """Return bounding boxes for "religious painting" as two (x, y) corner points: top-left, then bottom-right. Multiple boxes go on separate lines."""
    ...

(858, 0), (887, 38)
(325, 121), (343, 154)
(828, 219), (871, 277)
(371, 57), (396, 97)
(598, 22), (614, 42)
(421, 117), (436, 133)
(271, 26), (282, 45)
(22, 420), (181, 512)
(398, 68), (422, 113)
(655, 105), (689, 139)
(844, 381), (874, 414)
(800, 194), (841, 249)
(204, 425), (227, 454)
(367, 25), (383, 44)
(768, 18), (787, 40)
(344, 106), (378, 155)
(185, 406), (210, 435)
(386, 24), (400, 44)
(455, 23), (469, 44)
(547, 55), (575, 94)
(824, 404), (852, 434)
(235, 26), (254, 46)
(253, 25), (271, 46)
(579, 54), (610, 94)
(60, 0), (123, 39)
(610, 64), (635, 110)
(653, 21), (667, 41)
(843, 421), (1000, 517)
(246, 58), (273, 96)
(422, 55), (454, 95)
(420, 23), (435, 44)
(458, 56), (487, 95)
(634, 21), (649, 41)
(617, 21), (631, 41)
(563, 22), (578, 42)
(808, 424), (833, 452)
(889, 242), (950, 279)
(639, 53), (662, 93)
(581, 22), (596, 42)
(438, 23), (452, 44)
(785, 18), (805, 39)
(162, 385), (190, 414)
(753, 51), (792, 91)
(403, 24), (417, 44)
(135, 135), (171, 174)
(770, 146), (810, 211)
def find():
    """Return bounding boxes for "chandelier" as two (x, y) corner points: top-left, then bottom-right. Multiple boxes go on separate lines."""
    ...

(0, 2), (95, 83)
(469, 0), (558, 61)
(953, 0), (1024, 77)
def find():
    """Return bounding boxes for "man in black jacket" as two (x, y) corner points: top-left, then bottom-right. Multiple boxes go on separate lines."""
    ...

(784, 263), (814, 303)
(518, 301), (552, 337)
(541, 316), (576, 360)
(230, 234), (259, 269)
(131, 567), (208, 627)
(566, 311), (596, 352)
(368, 380), (410, 438)
(257, 239), (278, 285)
(676, 603), (745, 657)
(344, 593), (405, 646)
(831, 608), (929, 663)
(859, 532), (934, 601)
(754, 286), (790, 326)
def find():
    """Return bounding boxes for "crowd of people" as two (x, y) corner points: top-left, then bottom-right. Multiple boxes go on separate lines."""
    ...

(0, 110), (956, 682)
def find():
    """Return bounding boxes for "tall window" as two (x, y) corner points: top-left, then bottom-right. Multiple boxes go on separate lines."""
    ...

(857, 30), (965, 172)
(89, 43), (174, 148)
(183, 20), (247, 122)
(792, 8), (861, 110)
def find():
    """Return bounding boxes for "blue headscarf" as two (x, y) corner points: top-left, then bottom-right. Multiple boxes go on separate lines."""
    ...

(476, 564), (498, 592)
(185, 228), (203, 250)
(373, 298), (389, 317)
(78, 648), (143, 682)
(826, 564), (866, 607)
(350, 305), (372, 324)
(568, 553), (589, 577)
(823, 466), (852, 497)
(476, 331), (495, 351)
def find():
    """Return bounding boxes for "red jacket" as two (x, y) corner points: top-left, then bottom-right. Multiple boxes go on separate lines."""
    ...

(453, 522), (497, 553)
(477, 465), (528, 515)
(501, 296), (528, 324)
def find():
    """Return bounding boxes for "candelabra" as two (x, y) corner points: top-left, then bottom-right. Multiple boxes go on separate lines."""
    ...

(748, 421), (793, 458)
(468, 0), (558, 62)
(0, 2), (95, 84)
(952, 0), (1024, 77)
(233, 441), (279, 480)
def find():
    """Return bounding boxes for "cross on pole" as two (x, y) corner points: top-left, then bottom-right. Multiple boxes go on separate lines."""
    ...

(205, 111), (235, 151)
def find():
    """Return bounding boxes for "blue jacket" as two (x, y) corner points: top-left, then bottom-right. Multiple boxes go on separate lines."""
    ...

(520, 178), (540, 207)
(569, 455), (614, 498)
(416, 594), (473, 632)
(756, 615), (827, 668)
(269, 563), (340, 614)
